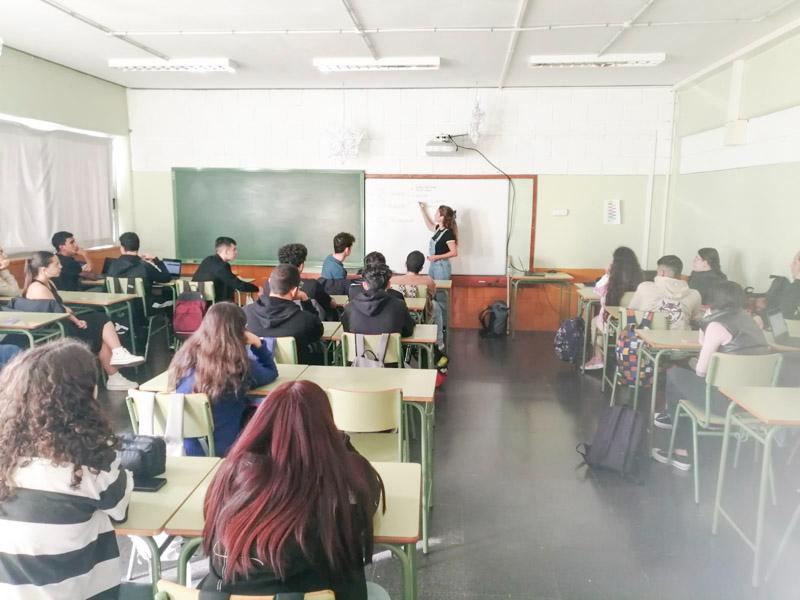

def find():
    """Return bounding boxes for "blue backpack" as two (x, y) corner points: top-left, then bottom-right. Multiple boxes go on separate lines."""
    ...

(554, 317), (584, 363)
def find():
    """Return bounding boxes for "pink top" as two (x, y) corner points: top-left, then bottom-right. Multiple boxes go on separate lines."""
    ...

(695, 321), (733, 377)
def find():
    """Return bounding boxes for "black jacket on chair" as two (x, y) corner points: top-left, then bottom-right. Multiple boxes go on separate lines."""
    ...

(192, 254), (258, 302)
(244, 296), (324, 364)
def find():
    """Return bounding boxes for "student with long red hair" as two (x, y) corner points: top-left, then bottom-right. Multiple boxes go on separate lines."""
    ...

(200, 380), (386, 599)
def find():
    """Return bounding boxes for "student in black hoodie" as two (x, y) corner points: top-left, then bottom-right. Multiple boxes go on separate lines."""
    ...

(348, 251), (405, 302)
(193, 236), (259, 302)
(244, 264), (324, 364)
(107, 232), (173, 302)
(266, 243), (337, 320)
(342, 264), (414, 337)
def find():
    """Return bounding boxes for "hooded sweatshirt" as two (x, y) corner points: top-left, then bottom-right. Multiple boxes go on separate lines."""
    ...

(244, 296), (324, 364)
(627, 276), (702, 330)
(342, 289), (415, 337)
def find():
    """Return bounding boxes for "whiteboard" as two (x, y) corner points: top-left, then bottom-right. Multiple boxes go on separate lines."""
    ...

(365, 178), (510, 275)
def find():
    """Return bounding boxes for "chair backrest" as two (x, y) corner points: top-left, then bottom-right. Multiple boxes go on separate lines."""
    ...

(155, 580), (335, 600)
(328, 387), (403, 433)
(268, 336), (299, 364)
(106, 276), (148, 314)
(341, 332), (402, 366)
(706, 352), (783, 389)
(619, 291), (635, 307)
(176, 279), (216, 303)
(126, 389), (216, 456)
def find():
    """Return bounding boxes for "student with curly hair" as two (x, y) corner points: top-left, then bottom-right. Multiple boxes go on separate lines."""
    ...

(200, 380), (386, 599)
(0, 340), (133, 599)
(169, 302), (278, 456)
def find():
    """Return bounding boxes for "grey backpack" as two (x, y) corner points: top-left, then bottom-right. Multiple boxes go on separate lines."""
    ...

(351, 333), (390, 368)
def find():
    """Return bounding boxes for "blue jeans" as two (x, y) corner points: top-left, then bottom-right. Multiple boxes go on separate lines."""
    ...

(429, 259), (451, 330)
(0, 344), (22, 371)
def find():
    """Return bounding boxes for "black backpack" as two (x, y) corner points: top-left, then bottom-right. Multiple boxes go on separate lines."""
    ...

(577, 405), (645, 481)
(479, 301), (509, 338)
(765, 275), (790, 312)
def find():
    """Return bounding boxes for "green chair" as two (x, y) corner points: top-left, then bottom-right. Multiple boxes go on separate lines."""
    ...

(126, 389), (216, 457)
(599, 291), (636, 391)
(666, 352), (783, 503)
(328, 387), (406, 462)
(176, 279), (216, 303)
(268, 336), (299, 364)
(607, 309), (668, 408)
(154, 579), (335, 599)
(340, 332), (403, 367)
(106, 276), (171, 361)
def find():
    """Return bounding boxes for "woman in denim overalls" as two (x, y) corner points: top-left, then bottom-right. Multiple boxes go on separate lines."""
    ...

(419, 203), (458, 336)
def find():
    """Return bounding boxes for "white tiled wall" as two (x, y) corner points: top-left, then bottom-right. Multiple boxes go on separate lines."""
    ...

(679, 104), (800, 174)
(128, 87), (673, 175)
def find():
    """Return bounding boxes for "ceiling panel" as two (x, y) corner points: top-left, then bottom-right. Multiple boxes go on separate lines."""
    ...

(0, 0), (798, 88)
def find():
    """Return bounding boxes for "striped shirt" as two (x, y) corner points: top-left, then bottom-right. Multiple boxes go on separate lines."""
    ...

(0, 455), (133, 599)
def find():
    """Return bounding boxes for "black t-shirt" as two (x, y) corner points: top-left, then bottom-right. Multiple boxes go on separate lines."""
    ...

(52, 254), (83, 291)
(432, 227), (455, 256)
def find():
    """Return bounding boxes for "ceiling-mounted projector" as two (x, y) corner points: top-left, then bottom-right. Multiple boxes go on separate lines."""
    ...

(425, 135), (459, 157)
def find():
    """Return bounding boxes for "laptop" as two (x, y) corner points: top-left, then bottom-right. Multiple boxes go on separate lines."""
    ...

(161, 258), (183, 279)
(768, 310), (800, 348)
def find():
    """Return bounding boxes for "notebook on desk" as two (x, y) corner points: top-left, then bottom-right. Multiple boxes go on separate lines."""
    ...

(768, 310), (800, 348)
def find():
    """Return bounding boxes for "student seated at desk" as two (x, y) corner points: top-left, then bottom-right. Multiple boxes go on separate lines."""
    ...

(169, 302), (278, 457)
(200, 380), (385, 600)
(0, 340), (133, 600)
(348, 252), (404, 302)
(15, 251), (144, 390)
(268, 243), (337, 320)
(652, 281), (770, 469)
(50, 230), (96, 292)
(244, 265), (325, 365)
(628, 255), (702, 330)
(320, 231), (355, 281)
(107, 232), (173, 302)
(343, 264), (414, 338)
(0, 247), (21, 298)
(688, 247), (727, 304)
(193, 236), (259, 302)
(584, 246), (643, 370)
(771, 250), (800, 319)
(391, 249), (445, 350)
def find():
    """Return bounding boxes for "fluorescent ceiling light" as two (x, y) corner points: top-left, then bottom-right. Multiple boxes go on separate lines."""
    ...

(108, 58), (235, 72)
(313, 56), (440, 72)
(529, 53), (665, 68)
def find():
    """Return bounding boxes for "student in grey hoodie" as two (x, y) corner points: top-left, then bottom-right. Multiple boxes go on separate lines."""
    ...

(628, 255), (702, 330)
(244, 264), (324, 364)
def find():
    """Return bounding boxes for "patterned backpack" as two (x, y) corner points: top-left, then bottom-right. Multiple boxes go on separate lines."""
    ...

(554, 317), (584, 363)
(615, 310), (655, 387)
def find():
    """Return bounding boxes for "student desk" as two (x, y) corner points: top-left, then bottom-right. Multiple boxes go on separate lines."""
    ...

(299, 365), (436, 554)
(59, 290), (140, 353)
(166, 461), (422, 600)
(0, 311), (68, 347)
(321, 321), (343, 364)
(764, 331), (800, 353)
(114, 456), (220, 587)
(508, 271), (574, 336)
(575, 284), (601, 371)
(325, 323), (438, 369)
(634, 329), (701, 429)
(712, 387), (800, 586)
(138, 364), (310, 395)
(331, 295), (428, 314)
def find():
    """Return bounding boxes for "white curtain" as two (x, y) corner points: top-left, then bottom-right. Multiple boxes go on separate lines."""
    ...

(0, 120), (113, 254)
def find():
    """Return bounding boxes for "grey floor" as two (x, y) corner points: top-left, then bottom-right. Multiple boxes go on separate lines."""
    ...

(107, 330), (800, 600)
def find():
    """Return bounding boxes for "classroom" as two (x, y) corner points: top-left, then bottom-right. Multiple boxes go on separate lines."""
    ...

(1, 1), (800, 599)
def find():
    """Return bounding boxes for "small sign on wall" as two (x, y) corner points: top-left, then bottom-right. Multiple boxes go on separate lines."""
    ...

(604, 198), (621, 225)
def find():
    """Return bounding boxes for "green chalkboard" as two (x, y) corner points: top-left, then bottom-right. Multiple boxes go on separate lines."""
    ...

(172, 168), (365, 265)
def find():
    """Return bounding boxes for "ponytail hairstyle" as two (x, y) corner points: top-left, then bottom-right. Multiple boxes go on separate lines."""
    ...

(23, 250), (56, 294)
(437, 205), (458, 242)
(698, 247), (726, 279)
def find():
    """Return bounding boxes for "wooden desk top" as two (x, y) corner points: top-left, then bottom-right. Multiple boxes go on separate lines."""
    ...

(510, 271), (573, 282)
(326, 323), (437, 345)
(0, 311), (68, 330)
(60, 290), (138, 306)
(330, 296), (426, 312)
(114, 456), (219, 537)
(139, 364), (310, 395)
(635, 329), (701, 350)
(164, 460), (420, 544)
(576, 287), (600, 301)
(765, 332), (800, 353)
(300, 365), (436, 403)
(0, 296), (13, 303)
(722, 387), (800, 426)
(322, 321), (343, 341)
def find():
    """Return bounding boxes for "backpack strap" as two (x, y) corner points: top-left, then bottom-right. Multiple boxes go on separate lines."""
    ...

(375, 333), (390, 362)
(639, 311), (654, 329)
(162, 393), (186, 457)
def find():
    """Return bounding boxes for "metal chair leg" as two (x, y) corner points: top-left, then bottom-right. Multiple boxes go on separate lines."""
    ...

(691, 417), (700, 504)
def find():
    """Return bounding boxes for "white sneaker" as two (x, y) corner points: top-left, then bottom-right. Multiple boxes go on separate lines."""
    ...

(110, 347), (145, 367)
(106, 372), (138, 391)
